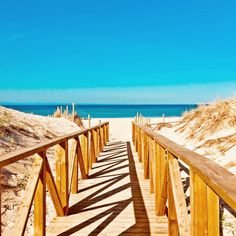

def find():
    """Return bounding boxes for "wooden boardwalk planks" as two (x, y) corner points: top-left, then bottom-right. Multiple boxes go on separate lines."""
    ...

(47, 139), (168, 236)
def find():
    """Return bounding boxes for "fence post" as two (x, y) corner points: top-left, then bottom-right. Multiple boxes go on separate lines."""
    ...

(55, 141), (69, 214)
(34, 151), (46, 236)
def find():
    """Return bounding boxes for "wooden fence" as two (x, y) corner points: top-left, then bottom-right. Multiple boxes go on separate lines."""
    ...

(0, 122), (109, 236)
(132, 121), (236, 236)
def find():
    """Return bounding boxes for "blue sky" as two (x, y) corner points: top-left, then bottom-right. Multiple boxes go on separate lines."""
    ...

(0, 0), (236, 103)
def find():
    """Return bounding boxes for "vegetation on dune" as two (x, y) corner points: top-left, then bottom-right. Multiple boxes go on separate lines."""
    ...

(175, 97), (236, 154)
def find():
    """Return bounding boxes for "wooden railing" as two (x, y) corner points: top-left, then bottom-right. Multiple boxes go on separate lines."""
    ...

(0, 122), (109, 236)
(132, 121), (236, 236)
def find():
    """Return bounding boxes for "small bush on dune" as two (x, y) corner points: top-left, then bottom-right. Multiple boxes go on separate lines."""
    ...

(176, 97), (236, 142)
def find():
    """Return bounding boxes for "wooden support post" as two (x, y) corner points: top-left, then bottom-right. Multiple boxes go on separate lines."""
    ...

(90, 130), (96, 166)
(70, 139), (78, 194)
(168, 153), (190, 236)
(190, 169), (219, 236)
(99, 126), (104, 152)
(190, 169), (207, 235)
(149, 137), (154, 193)
(55, 141), (69, 214)
(156, 147), (168, 216)
(138, 128), (142, 162)
(81, 133), (89, 176)
(106, 123), (109, 142)
(76, 137), (87, 179)
(167, 160), (179, 236)
(93, 129), (98, 161)
(143, 133), (149, 179)
(34, 151), (46, 236)
(207, 186), (220, 236)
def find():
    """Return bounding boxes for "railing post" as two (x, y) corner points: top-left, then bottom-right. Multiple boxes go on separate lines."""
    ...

(167, 155), (179, 236)
(190, 168), (219, 236)
(149, 137), (154, 193)
(99, 126), (104, 152)
(90, 130), (96, 166)
(143, 133), (149, 179)
(71, 139), (78, 194)
(55, 141), (69, 214)
(34, 151), (46, 236)
(81, 133), (89, 175)
(106, 123), (109, 142)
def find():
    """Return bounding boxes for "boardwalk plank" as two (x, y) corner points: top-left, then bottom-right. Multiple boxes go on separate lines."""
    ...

(47, 139), (168, 236)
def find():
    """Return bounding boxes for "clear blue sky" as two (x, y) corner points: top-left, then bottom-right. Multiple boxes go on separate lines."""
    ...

(0, 0), (236, 103)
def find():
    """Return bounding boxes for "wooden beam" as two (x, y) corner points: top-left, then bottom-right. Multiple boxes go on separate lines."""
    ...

(167, 162), (179, 236)
(34, 151), (46, 236)
(76, 137), (87, 179)
(13, 155), (43, 235)
(168, 154), (190, 236)
(55, 141), (69, 214)
(68, 139), (78, 194)
(45, 157), (64, 216)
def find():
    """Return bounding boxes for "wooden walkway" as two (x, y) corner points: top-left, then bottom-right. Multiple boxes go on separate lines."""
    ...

(46, 139), (168, 235)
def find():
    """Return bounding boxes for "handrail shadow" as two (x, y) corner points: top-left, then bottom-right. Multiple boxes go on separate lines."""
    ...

(56, 141), (150, 236)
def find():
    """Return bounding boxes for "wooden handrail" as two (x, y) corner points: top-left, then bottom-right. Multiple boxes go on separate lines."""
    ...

(0, 121), (109, 236)
(132, 121), (236, 235)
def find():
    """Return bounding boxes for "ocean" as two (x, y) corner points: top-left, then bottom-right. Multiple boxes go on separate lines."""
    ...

(3, 104), (197, 118)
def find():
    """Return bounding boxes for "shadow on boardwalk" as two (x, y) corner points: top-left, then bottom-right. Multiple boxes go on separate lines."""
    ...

(56, 141), (151, 236)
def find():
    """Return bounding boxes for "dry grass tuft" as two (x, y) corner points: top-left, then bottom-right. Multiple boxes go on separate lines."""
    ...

(53, 106), (84, 128)
(176, 97), (236, 142)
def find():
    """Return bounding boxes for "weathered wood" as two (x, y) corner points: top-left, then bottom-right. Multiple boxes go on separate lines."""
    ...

(45, 157), (64, 216)
(34, 151), (46, 236)
(168, 154), (190, 236)
(13, 155), (43, 236)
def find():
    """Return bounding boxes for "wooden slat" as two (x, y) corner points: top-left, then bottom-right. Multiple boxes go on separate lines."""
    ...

(45, 157), (64, 216)
(168, 154), (190, 236)
(13, 155), (43, 236)
(34, 151), (46, 236)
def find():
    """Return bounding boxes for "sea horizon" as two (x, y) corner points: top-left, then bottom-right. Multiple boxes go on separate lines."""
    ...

(2, 104), (198, 118)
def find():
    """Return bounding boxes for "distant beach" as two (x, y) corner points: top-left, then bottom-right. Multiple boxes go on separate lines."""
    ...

(3, 104), (197, 118)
